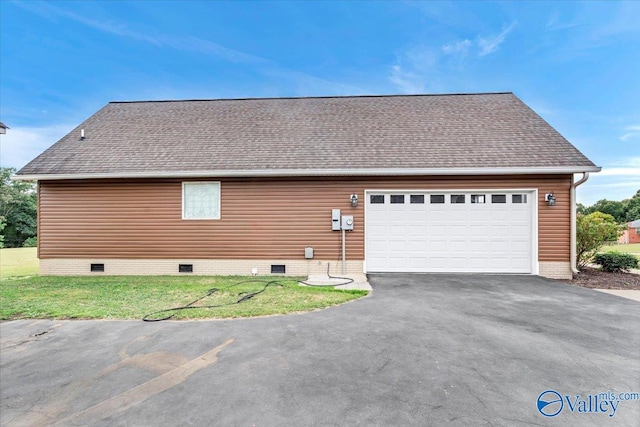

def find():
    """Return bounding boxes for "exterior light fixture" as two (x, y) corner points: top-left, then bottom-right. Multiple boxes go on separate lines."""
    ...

(350, 194), (358, 207)
(545, 192), (556, 206)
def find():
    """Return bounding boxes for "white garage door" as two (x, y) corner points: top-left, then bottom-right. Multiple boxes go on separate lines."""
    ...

(365, 191), (535, 273)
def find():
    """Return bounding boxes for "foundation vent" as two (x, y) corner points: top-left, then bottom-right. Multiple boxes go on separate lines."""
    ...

(90, 263), (105, 272)
(271, 264), (286, 274)
(179, 264), (193, 273)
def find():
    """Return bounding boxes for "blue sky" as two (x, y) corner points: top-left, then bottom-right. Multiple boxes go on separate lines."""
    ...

(1, 0), (638, 205)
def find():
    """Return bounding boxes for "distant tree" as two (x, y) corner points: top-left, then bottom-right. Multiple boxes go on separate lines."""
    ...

(579, 189), (640, 223)
(576, 212), (623, 269)
(0, 216), (5, 248)
(623, 189), (640, 222)
(0, 167), (37, 248)
(576, 203), (589, 215)
(583, 199), (626, 223)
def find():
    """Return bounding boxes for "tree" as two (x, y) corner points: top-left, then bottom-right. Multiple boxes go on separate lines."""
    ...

(576, 212), (623, 269)
(0, 216), (5, 248)
(582, 199), (626, 223)
(623, 189), (640, 222)
(576, 203), (589, 215)
(579, 189), (640, 223)
(0, 167), (37, 248)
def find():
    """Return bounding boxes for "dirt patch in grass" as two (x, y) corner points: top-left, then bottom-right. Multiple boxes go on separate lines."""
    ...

(559, 267), (640, 290)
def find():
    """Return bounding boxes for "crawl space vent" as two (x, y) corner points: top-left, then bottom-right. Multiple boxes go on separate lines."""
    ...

(179, 264), (193, 273)
(271, 264), (286, 274)
(90, 263), (105, 272)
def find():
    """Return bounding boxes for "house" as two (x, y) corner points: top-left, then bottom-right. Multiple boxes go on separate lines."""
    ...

(0, 121), (8, 134)
(15, 93), (600, 279)
(618, 219), (640, 244)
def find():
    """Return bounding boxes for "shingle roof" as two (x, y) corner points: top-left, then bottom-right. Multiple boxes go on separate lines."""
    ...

(16, 93), (598, 178)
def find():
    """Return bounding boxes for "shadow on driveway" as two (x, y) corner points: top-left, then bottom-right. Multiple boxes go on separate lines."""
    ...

(1, 274), (639, 426)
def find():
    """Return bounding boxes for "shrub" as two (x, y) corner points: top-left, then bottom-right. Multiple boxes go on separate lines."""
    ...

(576, 212), (623, 268)
(22, 236), (37, 247)
(594, 251), (639, 273)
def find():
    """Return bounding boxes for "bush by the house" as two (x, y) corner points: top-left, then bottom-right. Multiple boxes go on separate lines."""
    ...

(576, 212), (623, 268)
(594, 251), (639, 273)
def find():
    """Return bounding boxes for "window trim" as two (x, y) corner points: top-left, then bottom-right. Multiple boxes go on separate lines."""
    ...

(182, 181), (221, 220)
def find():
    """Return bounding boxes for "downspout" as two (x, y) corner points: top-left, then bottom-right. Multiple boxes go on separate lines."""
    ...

(571, 172), (590, 274)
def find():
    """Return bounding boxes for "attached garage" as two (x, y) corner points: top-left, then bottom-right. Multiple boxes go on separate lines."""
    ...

(15, 92), (600, 279)
(365, 190), (536, 274)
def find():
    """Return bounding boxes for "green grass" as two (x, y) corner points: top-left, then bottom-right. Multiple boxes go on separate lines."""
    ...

(0, 275), (367, 320)
(601, 243), (640, 254)
(600, 243), (640, 261)
(0, 247), (39, 279)
(0, 249), (367, 320)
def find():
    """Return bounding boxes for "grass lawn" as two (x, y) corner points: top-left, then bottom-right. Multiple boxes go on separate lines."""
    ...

(601, 243), (640, 253)
(0, 248), (366, 320)
(0, 247), (39, 279)
(600, 243), (640, 261)
(0, 275), (367, 321)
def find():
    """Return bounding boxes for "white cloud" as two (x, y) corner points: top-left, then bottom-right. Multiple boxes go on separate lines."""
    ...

(389, 20), (516, 93)
(577, 177), (640, 205)
(0, 125), (74, 170)
(620, 125), (640, 142)
(389, 65), (426, 94)
(578, 157), (640, 204)
(439, 22), (516, 73)
(477, 22), (517, 56)
(442, 39), (472, 55)
(545, 12), (580, 32)
(441, 39), (472, 70)
(598, 157), (640, 176)
(388, 47), (440, 94)
(598, 168), (640, 176)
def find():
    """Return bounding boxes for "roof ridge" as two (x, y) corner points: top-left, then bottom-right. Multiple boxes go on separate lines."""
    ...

(108, 92), (515, 104)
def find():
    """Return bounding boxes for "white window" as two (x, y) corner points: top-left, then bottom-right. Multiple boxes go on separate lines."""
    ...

(182, 182), (220, 219)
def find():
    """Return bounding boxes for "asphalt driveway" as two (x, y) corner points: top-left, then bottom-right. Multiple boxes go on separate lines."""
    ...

(1, 274), (639, 426)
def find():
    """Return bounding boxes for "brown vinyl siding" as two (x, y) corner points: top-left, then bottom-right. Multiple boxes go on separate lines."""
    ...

(38, 175), (572, 262)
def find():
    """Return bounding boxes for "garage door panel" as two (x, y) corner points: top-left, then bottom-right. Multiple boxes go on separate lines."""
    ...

(408, 225), (428, 236)
(449, 228), (468, 237)
(449, 240), (468, 252)
(366, 190), (534, 274)
(429, 211), (450, 221)
(467, 258), (490, 268)
(468, 228), (490, 238)
(490, 211), (509, 221)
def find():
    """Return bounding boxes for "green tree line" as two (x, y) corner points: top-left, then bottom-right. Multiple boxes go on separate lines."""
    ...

(576, 188), (640, 269)
(0, 167), (37, 248)
(577, 189), (640, 223)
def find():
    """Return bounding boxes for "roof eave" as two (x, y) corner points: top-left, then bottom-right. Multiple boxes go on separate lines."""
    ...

(13, 166), (602, 181)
